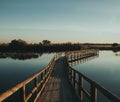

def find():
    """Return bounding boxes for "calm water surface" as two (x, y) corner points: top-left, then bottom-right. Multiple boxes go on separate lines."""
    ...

(72, 51), (120, 97)
(0, 53), (54, 94)
(0, 51), (120, 101)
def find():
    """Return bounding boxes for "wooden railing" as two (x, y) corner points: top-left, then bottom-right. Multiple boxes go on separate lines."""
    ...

(69, 54), (99, 67)
(0, 54), (59, 102)
(65, 51), (120, 102)
(66, 67), (120, 102)
(1, 49), (119, 102)
(66, 49), (99, 62)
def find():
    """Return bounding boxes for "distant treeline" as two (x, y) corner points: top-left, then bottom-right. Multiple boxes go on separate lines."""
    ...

(0, 39), (120, 52)
(82, 43), (120, 52)
(0, 39), (82, 52)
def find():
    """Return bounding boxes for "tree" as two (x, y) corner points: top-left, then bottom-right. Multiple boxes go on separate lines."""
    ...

(9, 39), (27, 46)
(42, 40), (51, 45)
(112, 43), (118, 47)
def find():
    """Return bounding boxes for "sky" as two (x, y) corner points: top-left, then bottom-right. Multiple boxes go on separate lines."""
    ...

(0, 0), (120, 43)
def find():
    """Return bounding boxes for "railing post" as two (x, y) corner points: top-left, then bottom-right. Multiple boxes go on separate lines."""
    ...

(41, 72), (43, 87)
(73, 71), (76, 88)
(91, 82), (97, 102)
(70, 68), (72, 83)
(35, 76), (38, 96)
(22, 85), (26, 102)
(78, 75), (83, 101)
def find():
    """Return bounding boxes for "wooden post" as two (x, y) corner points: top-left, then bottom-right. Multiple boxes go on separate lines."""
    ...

(91, 83), (97, 102)
(41, 73), (43, 87)
(71, 55), (72, 61)
(22, 85), (26, 102)
(35, 76), (38, 96)
(78, 75), (83, 101)
(45, 69), (47, 81)
(73, 71), (76, 88)
(77, 52), (78, 59)
(70, 68), (72, 83)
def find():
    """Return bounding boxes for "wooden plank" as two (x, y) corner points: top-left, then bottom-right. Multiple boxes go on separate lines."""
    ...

(0, 56), (56, 102)
(37, 57), (79, 102)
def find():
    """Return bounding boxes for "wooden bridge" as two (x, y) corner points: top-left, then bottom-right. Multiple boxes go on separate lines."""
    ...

(0, 49), (120, 102)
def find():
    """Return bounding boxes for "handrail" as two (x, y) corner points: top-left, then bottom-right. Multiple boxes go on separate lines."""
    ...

(0, 54), (60, 102)
(1, 49), (119, 102)
(65, 50), (120, 102)
(65, 49), (99, 62)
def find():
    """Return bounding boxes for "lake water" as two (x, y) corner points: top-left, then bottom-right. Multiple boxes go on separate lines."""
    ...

(0, 51), (120, 102)
(0, 53), (55, 94)
(72, 51), (120, 101)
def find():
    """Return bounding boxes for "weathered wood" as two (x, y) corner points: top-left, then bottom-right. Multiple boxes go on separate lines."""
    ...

(0, 55), (57, 102)
(1, 49), (119, 102)
(66, 50), (120, 102)
(91, 83), (97, 102)
(22, 85), (26, 102)
(66, 49), (99, 62)
(73, 71), (76, 88)
(34, 77), (38, 96)
(37, 57), (79, 102)
(78, 75), (83, 101)
(67, 68), (120, 102)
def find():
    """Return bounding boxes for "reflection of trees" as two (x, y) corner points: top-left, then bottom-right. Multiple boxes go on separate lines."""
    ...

(115, 54), (120, 56)
(0, 53), (39, 60)
(114, 53), (120, 56)
(112, 50), (118, 53)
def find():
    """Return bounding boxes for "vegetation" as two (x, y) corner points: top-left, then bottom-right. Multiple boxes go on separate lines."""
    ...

(42, 40), (51, 45)
(112, 43), (118, 47)
(82, 43), (120, 51)
(1, 39), (120, 53)
(0, 39), (82, 53)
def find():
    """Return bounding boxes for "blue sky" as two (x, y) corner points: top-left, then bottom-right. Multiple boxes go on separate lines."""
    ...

(0, 0), (120, 43)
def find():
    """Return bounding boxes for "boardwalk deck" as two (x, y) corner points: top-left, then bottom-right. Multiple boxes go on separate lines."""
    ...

(1, 50), (119, 102)
(37, 57), (79, 102)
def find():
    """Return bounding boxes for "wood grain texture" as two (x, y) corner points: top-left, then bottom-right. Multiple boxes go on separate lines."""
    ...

(37, 57), (79, 102)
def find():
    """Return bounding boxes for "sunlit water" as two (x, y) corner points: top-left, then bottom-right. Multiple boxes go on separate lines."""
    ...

(72, 51), (120, 98)
(0, 53), (54, 94)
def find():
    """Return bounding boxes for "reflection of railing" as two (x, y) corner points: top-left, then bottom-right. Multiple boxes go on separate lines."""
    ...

(69, 54), (99, 67)
(1, 49), (120, 102)
(0, 54), (61, 102)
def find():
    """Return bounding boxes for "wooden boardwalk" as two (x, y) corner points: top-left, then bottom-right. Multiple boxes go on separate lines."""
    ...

(0, 49), (119, 102)
(37, 57), (79, 102)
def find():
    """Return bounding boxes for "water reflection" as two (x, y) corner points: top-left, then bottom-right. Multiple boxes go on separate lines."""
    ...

(0, 52), (43, 60)
(69, 54), (99, 67)
(114, 52), (120, 56)
(0, 53), (54, 93)
(72, 51), (120, 97)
